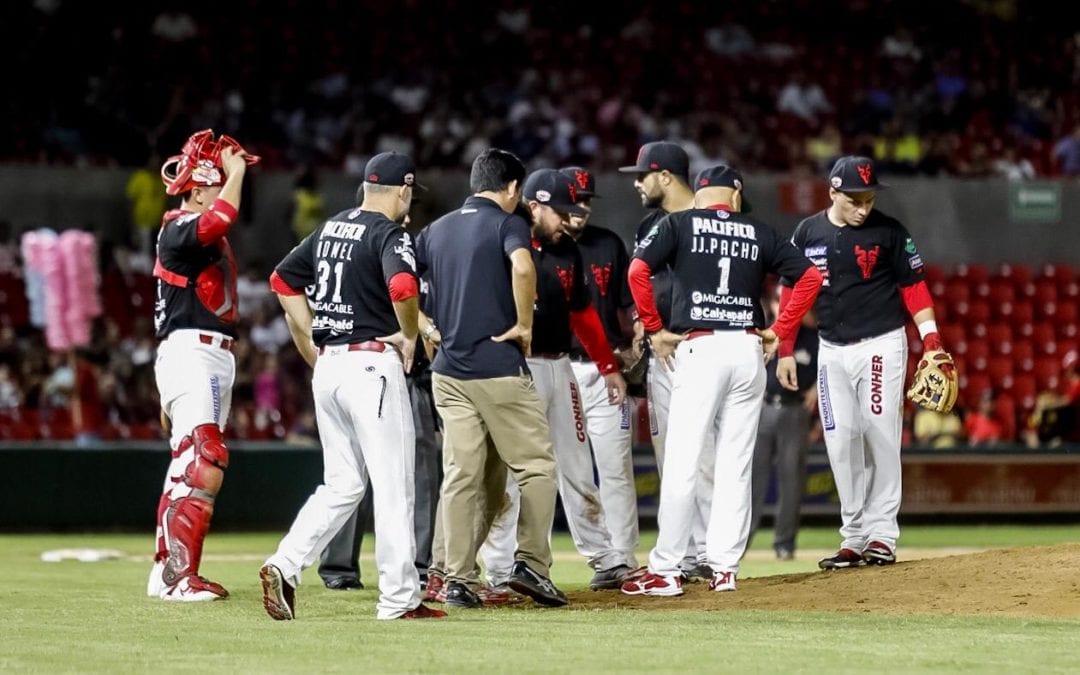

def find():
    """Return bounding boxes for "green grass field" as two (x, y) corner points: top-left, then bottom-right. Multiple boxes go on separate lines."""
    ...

(2, 526), (1078, 673)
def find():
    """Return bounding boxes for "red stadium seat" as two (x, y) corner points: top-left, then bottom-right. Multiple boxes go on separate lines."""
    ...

(967, 301), (991, 324)
(963, 373), (993, 402)
(1055, 300), (1078, 324)
(954, 263), (990, 285)
(966, 341), (990, 371)
(1031, 322), (1055, 347)
(944, 279), (971, 305)
(1061, 281), (1079, 299)
(1012, 340), (1035, 372)
(1034, 280), (1058, 306)
(996, 263), (1033, 289)
(1010, 374), (1038, 411)
(1041, 263), (1077, 287)
(987, 323), (1013, 349)
(941, 324), (966, 351)
(994, 394), (1018, 442)
(1011, 301), (1034, 324)
(986, 280), (1016, 305)
(924, 264), (947, 285)
(1033, 357), (1061, 390)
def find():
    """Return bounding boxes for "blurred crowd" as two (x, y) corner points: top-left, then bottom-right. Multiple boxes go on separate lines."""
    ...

(4, 1), (1080, 178)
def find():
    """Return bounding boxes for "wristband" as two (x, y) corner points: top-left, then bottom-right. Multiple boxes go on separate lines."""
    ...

(917, 319), (938, 339)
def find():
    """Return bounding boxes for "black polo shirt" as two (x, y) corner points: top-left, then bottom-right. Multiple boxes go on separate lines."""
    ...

(786, 209), (924, 343)
(416, 196), (531, 380)
(569, 224), (634, 358)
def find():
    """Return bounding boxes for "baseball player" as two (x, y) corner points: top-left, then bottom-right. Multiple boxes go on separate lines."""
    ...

(619, 141), (712, 580)
(558, 165), (640, 576)
(147, 129), (257, 601)
(785, 156), (948, 569)
(479, 169), (630, 590)
(622, 165), (822, 597)
(259, 152), (445, 620)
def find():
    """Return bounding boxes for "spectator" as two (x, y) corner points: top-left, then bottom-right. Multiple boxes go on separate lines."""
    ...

(1052, 124), (1080, 176)
(963, 392), (1004, 446)
(914, 407), (964, 448)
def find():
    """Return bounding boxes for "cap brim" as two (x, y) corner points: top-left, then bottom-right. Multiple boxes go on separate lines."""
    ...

(552, 203), (587, 216)
(617, 164), (650, 173)
(839, 182), (889, 193)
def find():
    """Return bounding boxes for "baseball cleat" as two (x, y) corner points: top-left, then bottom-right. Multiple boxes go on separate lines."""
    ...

(589, 564), (633, 590)
(508, 561), (568, 607)
(818, 548), (868, 570)
(709, 571), (737, 592)
(863, 541), (897, 565)
(147, 561), (166, 598)
(323, 577), (363, 590)
(423, 574), (445, 602)
(398, 603), (448, 619)
(260, 564), (295, 620)
(159, 574), (229, 601)
(621, 571), (684, 597)
(681, 562), (713, 583)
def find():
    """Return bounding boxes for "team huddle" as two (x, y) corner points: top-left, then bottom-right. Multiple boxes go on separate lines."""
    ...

(146, 129), (956, 619)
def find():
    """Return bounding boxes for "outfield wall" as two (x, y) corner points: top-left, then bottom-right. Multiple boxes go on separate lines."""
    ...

(3, 443), (1078, 531)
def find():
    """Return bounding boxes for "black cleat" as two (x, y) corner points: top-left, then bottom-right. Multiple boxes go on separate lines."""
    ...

(818, 548), (868, 570)
(508, 561), (568, 607)
(324, 577), (364, 590)
(444, 581), (482, 608)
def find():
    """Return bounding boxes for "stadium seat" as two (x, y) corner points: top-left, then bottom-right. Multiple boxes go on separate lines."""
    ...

(986, 280), (1016, 305)
(944, 279), (971, 305)
(1011, 301), (1034, 324)
(1055, 300), (1078, 324)
(1033, 280), (1058, 306)
(996, 263), (1032, 289)
(941, 324), (965, 350)
(987, 323), (1013, 349)
(1033, 357), (1061, 390)
(964, 373), (993, 402)
(1041, 263), (1077, 287)
(1031, 322), (1055, 347)
(1013, 340), (1035, 371)
(994, 394), (1018, 442)
(954, 263), (990, 285)
(967, 341), (990, 371)
(1010, 374), (1038, 411)
(924, 263), (947, 285)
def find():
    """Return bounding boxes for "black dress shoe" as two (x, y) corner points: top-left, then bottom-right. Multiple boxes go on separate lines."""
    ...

(444, 582), (481, 608)
(324, 577), (364, 590)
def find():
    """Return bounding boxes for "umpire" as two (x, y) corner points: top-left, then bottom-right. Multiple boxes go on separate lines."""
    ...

(748, 299), (818, 561)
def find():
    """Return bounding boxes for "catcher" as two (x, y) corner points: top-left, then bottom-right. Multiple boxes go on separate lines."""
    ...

(147, 129), (258, 601)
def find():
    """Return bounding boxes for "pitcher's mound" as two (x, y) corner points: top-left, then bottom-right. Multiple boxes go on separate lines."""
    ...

(570, 543), (1080, 619)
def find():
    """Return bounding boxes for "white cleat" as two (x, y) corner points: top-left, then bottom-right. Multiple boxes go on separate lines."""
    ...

(147, 561), (167, 598)
(709, 571), (737, 592)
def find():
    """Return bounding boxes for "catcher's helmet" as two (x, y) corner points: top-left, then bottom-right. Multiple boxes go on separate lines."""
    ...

(160, 129), (260, 196)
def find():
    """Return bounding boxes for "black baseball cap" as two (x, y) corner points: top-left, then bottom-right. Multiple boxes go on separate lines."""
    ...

(523, 169), (587, 215)
(829, 155), (888, 193)
(618, 141), (690, 184)
(364, 152), (427, 190)
(558, 166), (601, 199)
(694, 165), (753, 212)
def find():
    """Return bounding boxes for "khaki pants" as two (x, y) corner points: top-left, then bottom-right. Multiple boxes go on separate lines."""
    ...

(433, 372), (557, 583)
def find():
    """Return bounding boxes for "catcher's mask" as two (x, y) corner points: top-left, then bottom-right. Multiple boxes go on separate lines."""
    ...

(160, 129), (260, 196)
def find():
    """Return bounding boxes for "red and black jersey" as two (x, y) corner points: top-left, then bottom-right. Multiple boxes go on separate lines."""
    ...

(570, 224), (634, 357)
(635, 207), (812, 333)
(154, 209), (238, 339)
(275, 208), (418, 347)
(787, 209), (925, 343)
(532, 237), (590, 354)
(634, 211), (673, 325)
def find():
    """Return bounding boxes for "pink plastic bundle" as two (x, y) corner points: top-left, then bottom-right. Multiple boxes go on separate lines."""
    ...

(19, 229), (102, 351)
(59, 230), (102, 347)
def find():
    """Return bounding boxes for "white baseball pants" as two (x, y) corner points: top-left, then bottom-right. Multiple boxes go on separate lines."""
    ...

(817, 328), (907, 552)
(267, 346), (420, 620)
(648, 331), (765, 577)
(571, 360), (638, 567)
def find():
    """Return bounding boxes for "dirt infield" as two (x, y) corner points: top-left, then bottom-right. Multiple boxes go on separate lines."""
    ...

(568, 543), (1080, 619)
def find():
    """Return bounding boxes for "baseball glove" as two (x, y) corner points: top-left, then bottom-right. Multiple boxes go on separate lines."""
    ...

(906, 350), (959, 414)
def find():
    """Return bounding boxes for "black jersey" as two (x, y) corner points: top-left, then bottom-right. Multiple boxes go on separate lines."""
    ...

(634, 211), (673, 326)
(275, 207), (418, 347)
(532, 237), (590, 355)
(788, 209), (925, 343)
(635, 207), (813, 333)
(154, 209), (239, 339)
(569, 224), (633, 358)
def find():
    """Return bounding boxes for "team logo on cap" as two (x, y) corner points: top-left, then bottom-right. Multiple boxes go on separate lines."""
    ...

(369, 173), (379, 182)
(567, 183), (577, 202)
(536, 190), (551, 202)
(192, 160), (223, 186)
(573, 170), (590, 190)
(649, 162), (660, 170)
(831, 176), (843, 188)
(857, 164), (873, 184)
(699, 178), (709, 187)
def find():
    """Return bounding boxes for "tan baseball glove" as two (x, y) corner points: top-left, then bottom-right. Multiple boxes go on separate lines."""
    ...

(906, 350), (959, 414)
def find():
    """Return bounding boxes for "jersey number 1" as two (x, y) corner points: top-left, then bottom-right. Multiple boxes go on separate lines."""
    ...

(716, 257), (731, 295)
(316, 260), (344, 303)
